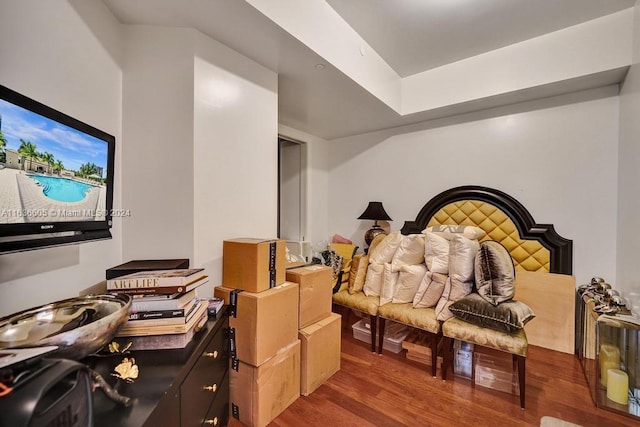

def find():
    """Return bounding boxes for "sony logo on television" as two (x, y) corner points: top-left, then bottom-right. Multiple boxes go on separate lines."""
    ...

(40, 225), (54, 230)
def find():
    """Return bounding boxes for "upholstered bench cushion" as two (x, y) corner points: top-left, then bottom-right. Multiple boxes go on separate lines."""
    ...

(442, 317), (528, 356)
(333, 290), (379, 315)
(378, 303), (439, 334)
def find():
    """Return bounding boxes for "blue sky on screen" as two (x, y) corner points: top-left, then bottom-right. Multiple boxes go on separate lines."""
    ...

(0, 99), (108, 174)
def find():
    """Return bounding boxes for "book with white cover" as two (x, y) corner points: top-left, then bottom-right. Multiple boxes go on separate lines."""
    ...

(107, 268), (205, 290)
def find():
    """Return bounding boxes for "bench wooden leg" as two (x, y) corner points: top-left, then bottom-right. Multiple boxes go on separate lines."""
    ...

(376, 316), (385, 355)
(370, 314), (378, 354)
(430, 333), (439, 378)
(442, 336), (453, 380)
(515, 354), (526, 409)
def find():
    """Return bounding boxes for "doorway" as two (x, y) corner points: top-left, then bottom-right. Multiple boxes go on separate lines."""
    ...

(278, 137), (308, 260)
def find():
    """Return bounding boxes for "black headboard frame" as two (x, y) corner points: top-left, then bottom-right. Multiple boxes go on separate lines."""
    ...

(400, 185), (573, 274)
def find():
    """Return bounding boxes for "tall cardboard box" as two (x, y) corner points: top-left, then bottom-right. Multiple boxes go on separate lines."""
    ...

(230, 340), (301, 427)
(223, 238), (286, 292)
(298, 313), (341, 396)
(285, 265), (333, 328)
(215, 282), (299, 366)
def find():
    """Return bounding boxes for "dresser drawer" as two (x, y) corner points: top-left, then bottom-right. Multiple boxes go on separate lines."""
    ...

(202, 371), (229, 427)
(180, 324), (229, 427)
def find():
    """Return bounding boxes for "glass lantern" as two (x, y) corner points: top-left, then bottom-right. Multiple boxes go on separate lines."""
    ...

(595, 315), (640, 418)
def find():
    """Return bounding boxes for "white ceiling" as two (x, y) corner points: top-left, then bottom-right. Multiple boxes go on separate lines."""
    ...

(102, 0), (635, 140)
(326, 0), (635, 77)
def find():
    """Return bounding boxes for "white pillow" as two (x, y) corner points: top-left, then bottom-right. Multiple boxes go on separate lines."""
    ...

(391, 234), (425, 272)
(424, 231), (449, 274)
(435, 277), (454, 321)
(424, 225), (486, 241)
(379, 263), (400, 305)
(369, 231), (403, 264)
(413, 271), (448, 308)
(363, 262), (384, 297)
(393, 264), (427, 303)
(448, 233), (480, 301)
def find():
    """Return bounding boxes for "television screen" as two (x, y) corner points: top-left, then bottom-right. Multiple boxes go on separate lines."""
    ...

(0, 85), (115, 253)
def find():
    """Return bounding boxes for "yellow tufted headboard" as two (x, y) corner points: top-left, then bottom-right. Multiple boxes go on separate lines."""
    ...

(427, 200), (550, 272)
(402, 185), (572, 274)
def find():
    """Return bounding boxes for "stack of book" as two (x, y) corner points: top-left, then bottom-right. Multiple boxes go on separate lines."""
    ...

(107, 268), (212, 350)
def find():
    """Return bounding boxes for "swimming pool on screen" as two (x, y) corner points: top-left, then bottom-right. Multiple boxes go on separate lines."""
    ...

(29, 175), (96, 203)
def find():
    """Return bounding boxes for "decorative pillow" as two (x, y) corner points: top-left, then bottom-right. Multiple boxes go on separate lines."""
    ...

(393, 264), (427, 303)
(320, 249), (343, 280)
(449, 293), (535, 333)
(391, 234), (425, 272)
(413, 271), (448, 308)
(435, 277), (454, 321)
(475, 240), (515, 306)
(363, 262), (384, 297)
(448, 234), (480, 301)
(330, 243), (357, 283)
(424, 231), (449, 274)
(348, 253), (369, 294)
(424, 225), (486, 241)
(379, 263), (400, 305)
(369, 231), (403, 264)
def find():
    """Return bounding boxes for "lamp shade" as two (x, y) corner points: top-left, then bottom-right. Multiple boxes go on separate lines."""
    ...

(357, 202), (392, 221)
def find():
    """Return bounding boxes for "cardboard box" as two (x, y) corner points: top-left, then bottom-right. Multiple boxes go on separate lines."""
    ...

(351, 319), (410, 353)
(223, 238), (286, 292)
(285, 265), (333, 328)
(298, 313), (341, 396)
(473, 348), (520, 395)
(230, 340), (301, 427)
(401, 330), (442, 368)
(215, 282), (299, 366)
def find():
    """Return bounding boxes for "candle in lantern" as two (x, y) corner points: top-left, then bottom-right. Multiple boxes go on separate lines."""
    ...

(606, 368), (629, 405)
(600, 344), (621, 386)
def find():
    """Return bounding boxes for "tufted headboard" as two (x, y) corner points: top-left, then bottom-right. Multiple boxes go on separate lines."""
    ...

(401, 185), (572, 274)
(401, 185), (575, 353)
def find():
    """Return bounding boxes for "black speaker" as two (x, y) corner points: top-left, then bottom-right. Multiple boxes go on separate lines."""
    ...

(0, 358), (93, 427)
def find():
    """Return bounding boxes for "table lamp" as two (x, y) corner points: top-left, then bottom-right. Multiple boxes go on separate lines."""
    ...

(357, 201), (392, 246)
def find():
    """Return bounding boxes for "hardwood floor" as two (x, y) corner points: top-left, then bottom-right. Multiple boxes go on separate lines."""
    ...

(230, 316), (636, 427)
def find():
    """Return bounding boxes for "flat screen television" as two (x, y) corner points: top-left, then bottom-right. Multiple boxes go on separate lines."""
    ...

(0, 84), (115, 254)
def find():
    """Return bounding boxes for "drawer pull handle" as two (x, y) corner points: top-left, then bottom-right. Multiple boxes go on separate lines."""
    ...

(203, 384), (218, 393)
(204, 351), (219, 359)
(204, 417), (219, 426)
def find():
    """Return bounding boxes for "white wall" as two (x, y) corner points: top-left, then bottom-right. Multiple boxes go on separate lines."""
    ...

(328, 87), (620, 286)
(193, 32), (279, 293)
(0, 0), (123, 316)
(617, 0), (640, 313)
(121, 26), (196, 262)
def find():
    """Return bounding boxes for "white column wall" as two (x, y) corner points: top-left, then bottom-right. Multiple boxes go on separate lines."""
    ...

(617, 0), (640, 313)
(328, 88), (620, 287)
(121, 26), (196, 262)
(0, 0), (123, 316)
(193, 32), (279, 293)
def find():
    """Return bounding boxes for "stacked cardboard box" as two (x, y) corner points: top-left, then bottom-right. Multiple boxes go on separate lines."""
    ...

(216, 238), (301, 427)
(286, 265), (341, 396)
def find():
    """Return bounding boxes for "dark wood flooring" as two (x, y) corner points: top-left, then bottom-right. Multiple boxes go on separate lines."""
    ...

(231, 316), (636, 427)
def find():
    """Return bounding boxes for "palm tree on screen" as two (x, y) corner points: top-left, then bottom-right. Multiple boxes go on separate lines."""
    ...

(53, 159), (64, 175)
(18, 139), (38, 171)
(41, 152), (55, 174)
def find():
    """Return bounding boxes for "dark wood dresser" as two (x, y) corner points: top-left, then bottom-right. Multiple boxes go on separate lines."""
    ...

(91, 308), (229, 427)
